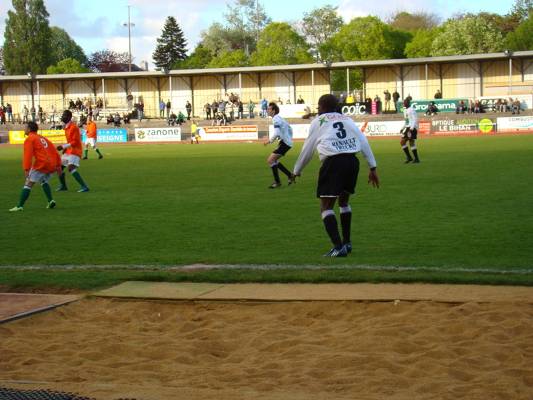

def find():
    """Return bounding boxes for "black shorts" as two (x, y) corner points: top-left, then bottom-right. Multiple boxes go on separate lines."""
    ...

(273, 141), (291, 156)
(316, 153), (359, 198)
(402, 127), (418, 140)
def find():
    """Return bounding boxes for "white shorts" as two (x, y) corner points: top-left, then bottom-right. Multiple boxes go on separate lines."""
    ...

(28, 169), (53, 184)
(62, 154), (81, 167)
(85, 138), (97, 147)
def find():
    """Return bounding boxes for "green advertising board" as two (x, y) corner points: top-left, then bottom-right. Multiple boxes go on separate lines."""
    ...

(396, 98), (469, 114)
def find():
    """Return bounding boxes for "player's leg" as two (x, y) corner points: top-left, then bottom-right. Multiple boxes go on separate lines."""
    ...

(10, 176), (36, 211)
(409, 138), (420, 163)
(401, 135), (412, 163)
(40, 174), (56, 208)
(338, 192), (352, 253)
(57, 155), (69, 191)
(320, 197), (346, 256)
(83, 142), (89, 159)
(94, 141), (103, 159)
(67, 157), (89, 192)
(267, 153), (282, 188)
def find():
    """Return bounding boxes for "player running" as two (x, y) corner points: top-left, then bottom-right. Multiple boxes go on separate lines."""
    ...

(264, 102), (295, 188)
(400, 98), (420, 163)
(292, 94), (380, 257)
(56, 110), (90, 192)
(9, 121), (62, 211)
(83, 115), (103, 159)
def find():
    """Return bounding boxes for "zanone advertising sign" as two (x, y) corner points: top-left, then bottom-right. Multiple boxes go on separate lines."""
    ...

(134, 127), (182, 142)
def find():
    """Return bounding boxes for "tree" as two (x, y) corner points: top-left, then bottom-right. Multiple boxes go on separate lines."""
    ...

(46, 58), (90, 74)
(3, 0), (52, 75)
(49, 27), (88, 67)
(330, 16), (410, 61)
(207, 49), (250, 68)
(200, 0), (271, 57)
(88, 50), (131, 72)
(510, 0), (533, 21)
(405, 27), (442, 58)
(173, 44), (213, 69)
(301, 5), (343, 62)
(431, 16), (505, 56)
(506, 14), (533, 50)
(152, 16), (187, 71)
(250, 22), (313, 66)
(387, 11), (440, 32)
(0, 47), (4, 75)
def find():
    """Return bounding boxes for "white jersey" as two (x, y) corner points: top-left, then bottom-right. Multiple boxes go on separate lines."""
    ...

(404, 106), (418, 130)
(269, 114), (293, 147)
(293, 112), (377, 176)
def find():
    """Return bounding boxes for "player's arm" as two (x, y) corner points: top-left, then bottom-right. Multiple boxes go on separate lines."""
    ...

(355, 127), (379, 188)
(293, 120), (319, 177)
(264, 122), (281, 146)
(22, 138), (33, 176)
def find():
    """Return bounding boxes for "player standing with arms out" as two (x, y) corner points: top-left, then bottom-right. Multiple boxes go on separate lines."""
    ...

(9, 121), (62, 211)
(292, 94), (380, 257)
(83, 115), (103, 159)
(264, 102), (295, 188)
(56, 110), (90, 192)
(401, 99), (420, 163)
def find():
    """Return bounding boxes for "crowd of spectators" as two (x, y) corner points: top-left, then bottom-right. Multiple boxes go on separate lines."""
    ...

(455, 97), (523, 114)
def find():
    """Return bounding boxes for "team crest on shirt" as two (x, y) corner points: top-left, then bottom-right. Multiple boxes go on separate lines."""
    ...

(319, 116), (328, 126)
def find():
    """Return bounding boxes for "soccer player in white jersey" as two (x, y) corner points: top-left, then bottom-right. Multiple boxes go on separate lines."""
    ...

(401, 98), (420, 163)
(264, 102), (295, 188)
(293, 94), (380, 257)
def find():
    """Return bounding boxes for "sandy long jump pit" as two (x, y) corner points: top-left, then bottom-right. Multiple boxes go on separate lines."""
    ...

(1, 283), (533, 400)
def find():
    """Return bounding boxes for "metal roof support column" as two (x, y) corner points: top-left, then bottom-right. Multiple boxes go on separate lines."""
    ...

(101, 78), (106, 112)
(92, 80), (97, 102)
(238, 72), (242, 99)
(347, 68), (350, 95)
(311, 69), (315, 107)
(362, 67), (366, 99)
(0, 82), (3, 105)
(479, 61), (484, 97)
(190, 76), (195, 118)
(399, 65), (404, 99)
(292, 71), (296, 104)
(439, 64), (443, 95)
(257, 73), (262, 99)
(508, 57), (513, 95)
(425, 63), (428, 99)
(61, 80), (66, 110)
(169, 75), (173, 110)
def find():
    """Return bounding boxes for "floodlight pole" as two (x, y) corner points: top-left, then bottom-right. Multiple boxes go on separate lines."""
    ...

(123, 5), (135, 72)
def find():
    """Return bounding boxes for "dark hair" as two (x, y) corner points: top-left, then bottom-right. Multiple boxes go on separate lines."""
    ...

(63, 109), (72, 119)
(318, 94), (339, 113)
(403, 99), (411, 108)
(27, 121), (39, 132)
(268, 102), (279, 114)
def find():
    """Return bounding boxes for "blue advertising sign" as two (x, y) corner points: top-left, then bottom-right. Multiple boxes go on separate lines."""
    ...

(81, 128), (128, 143)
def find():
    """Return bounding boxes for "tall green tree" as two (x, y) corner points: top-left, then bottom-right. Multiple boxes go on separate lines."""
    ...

(330, 16), (410, 61)
(301, 5), (343, 62)
(200, 0), (270, 57)
(173, 44), (213, 69)
(207, 49), (250, 68)
(153, 16), (188, 71)
(431, 16), (505, 56)
(46, 58), (90, 74)
(250, 22), (312, 66)
(3, 0), (52, 75)
(506, 14), (533, 50)
(387, 11), (440, 32)
(49, 27), (88, 67)
(0, 47), (4, 75)
(405, 27), (443, 58)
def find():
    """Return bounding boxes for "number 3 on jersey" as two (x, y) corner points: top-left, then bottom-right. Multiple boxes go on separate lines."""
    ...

(333, 122), (347, 139)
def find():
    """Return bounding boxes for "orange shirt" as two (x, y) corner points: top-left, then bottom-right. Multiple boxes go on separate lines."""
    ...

(86, 121), (97, 139)
(64, 122), (83, 157)
(23, 132), (61, 173)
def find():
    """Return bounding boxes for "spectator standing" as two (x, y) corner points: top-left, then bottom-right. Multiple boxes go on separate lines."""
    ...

(186, 100), (192, 120)
(137, 100), (144, 122)
(238, 100), (244, 119)
(0, 106), (5, 125)
(512, 98), (521, 114)
(30, 105), (36, 122)
(159, 99), (165, 118)
(383, 90), (391, 112)
(297, 95), (305, 104)
(22, 105), (29, 123)
(204, 102), (212, 120)
(166, 100), (171, 119)
(6, 103), (13, 123)
(38, 106), (44, 123)
(261, 98), (268, 117)
(392, 90), (400, 112)
(248, 99), (255, 118)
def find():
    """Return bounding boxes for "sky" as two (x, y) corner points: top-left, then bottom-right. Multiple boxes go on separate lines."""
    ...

(0, 0), (514, 69)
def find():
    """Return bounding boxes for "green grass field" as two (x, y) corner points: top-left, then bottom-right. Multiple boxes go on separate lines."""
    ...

(1, 135), (532, 289)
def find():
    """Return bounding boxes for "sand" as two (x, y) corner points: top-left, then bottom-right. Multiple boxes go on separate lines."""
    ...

(1, 297), (533, 400)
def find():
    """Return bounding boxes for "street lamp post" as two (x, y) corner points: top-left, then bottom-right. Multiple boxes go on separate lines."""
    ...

(123, 5), (135, 72)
